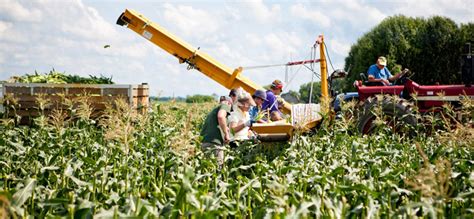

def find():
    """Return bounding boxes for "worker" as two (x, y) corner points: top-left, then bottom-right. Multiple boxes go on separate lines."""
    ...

(228, 91), (256, 141)
(367, 56), (402, 86)
(262, 79), (284, 121)
(229, 88), (238, 103)
(249, 89), (267, 123)
(228, 88), (239, 111)
(219, 96), (227, 102)
(200, 97), (232, 167)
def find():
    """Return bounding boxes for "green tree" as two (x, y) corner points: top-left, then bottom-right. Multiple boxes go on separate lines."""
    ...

(343, 15), (473, 90)
(299, 81), (321, 103)
(460, 23), (474, 50)
(185, 94), (215, 103)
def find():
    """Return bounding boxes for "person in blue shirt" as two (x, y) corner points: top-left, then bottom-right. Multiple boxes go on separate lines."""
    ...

(249, 90), (267, 123)
(367, 56), (401, 86)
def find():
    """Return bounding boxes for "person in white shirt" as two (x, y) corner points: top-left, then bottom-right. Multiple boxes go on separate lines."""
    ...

(228, 91), (255, 141)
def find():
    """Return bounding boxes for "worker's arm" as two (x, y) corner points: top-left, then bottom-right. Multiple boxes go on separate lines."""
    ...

(230, 121), (246, 133)
(229, 114), (252, 133)
(388, 74), (401, 82)
(388, 69), (410, 82)
(389, 68), (409, 82)
(217, 109), (230, 144)
(383, 67), (404, 82)
(368, 75), (390, 85)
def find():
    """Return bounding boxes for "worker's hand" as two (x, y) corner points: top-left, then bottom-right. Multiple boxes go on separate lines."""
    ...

(224, 129), (231, 144)
(381, 79), (390, 86)
(276, 96), (284, 105)
(244, 119), (254, 127)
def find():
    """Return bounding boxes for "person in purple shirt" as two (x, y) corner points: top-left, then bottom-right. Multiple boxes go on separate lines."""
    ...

(262, 80), (284, 121)
(367, 56), (401, 86)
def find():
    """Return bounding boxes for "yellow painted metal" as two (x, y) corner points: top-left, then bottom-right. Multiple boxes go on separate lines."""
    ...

(301, 119), (321, 130)
(227, 67), (243, 88)
(318, 35), (330, 114)
(251, 122), (294, 135)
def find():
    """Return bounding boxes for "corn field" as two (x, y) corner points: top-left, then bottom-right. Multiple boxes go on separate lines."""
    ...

(0, 98), (473, 218)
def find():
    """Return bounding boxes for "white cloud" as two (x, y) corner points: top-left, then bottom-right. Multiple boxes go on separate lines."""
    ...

(329, 39), (351, 57)
(0, 21), (12, 33)
(263, 32), (303, 60)
(58, 2), (118, 41)
(329, 0), (386, 29)
(290, 3), (331, 27)
(242, 0), (281, 23)
(244, 33), (262, 46)
(162, 3), (221, 38)
(0, 0), (43, 22)
(164, 63), (181, 76)
(223, 5), (241, 21)
(391, 0), (473, 23)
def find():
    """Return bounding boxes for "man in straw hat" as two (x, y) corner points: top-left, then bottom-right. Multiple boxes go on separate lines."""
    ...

(367, 56), (402, 86)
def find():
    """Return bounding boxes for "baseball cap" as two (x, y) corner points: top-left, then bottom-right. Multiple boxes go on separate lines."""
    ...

(252, 90), (267, 101)
(271, 79), (283, 90)
(377, 56), (387, 66)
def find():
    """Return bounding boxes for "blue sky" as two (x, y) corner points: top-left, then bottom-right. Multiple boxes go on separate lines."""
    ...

(1, 0), (472, 97)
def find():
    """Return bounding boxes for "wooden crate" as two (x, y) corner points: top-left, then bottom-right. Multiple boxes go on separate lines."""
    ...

(0, 82), (149, 120)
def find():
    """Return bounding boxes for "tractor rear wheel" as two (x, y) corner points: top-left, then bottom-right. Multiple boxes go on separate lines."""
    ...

(357, 95), (417, 135)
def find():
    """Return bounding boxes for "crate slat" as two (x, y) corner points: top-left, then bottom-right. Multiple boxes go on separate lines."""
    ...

(33, 87), (66, 94)
(5, 86), (31, 94)
(103, 88), (129, 96)
(68, 87), (102, 95)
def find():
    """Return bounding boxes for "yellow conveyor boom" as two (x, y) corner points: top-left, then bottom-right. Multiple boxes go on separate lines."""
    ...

(116, 9), (329, 140)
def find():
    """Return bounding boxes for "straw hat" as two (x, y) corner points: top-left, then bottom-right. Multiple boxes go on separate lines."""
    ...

(237, 91), (256, 106)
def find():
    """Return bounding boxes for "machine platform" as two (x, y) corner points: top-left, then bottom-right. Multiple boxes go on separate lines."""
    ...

(251, 104), (322, 141)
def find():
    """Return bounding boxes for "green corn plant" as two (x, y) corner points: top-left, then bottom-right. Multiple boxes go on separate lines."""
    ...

(0, 101), (472, 218)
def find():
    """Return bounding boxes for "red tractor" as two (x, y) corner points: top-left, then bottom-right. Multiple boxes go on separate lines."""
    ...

(334, 43), (474, 134)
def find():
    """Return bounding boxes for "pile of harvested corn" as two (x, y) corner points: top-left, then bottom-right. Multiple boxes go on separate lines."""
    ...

(7, 69), (114, 84)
